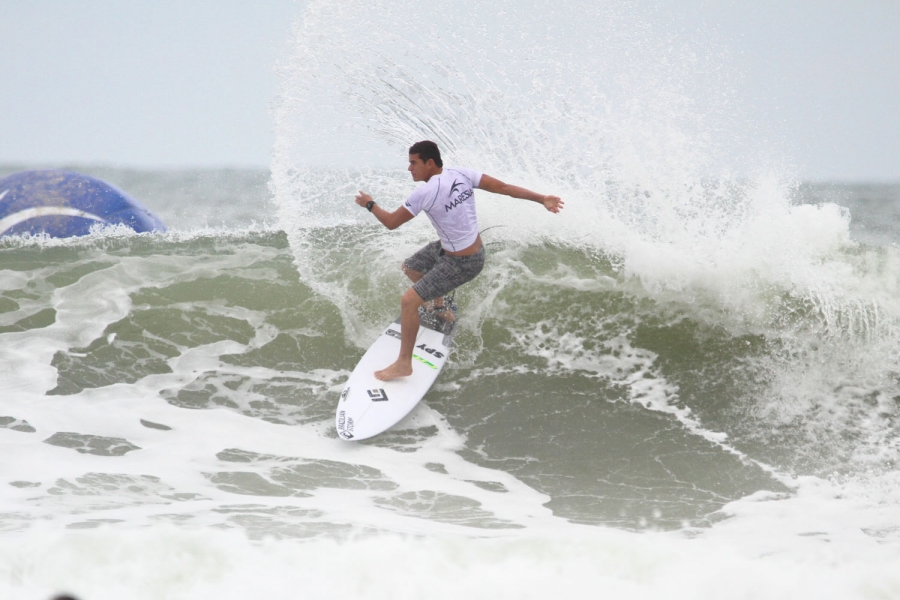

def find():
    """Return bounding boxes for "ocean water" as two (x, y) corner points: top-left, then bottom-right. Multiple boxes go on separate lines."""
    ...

(3, 1), (900, 599)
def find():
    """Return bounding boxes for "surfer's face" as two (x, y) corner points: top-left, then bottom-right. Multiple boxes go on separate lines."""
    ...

(408, 154), (438, 182)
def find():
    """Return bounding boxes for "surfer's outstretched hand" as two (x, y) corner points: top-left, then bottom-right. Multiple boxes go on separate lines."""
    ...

(355, 191), (373, 208)
(541, 195), (564, 213)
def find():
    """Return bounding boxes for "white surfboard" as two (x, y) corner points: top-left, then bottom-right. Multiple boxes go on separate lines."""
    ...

(335, 305), (457, 441)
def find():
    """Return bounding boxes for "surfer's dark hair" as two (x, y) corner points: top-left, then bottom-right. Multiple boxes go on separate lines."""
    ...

(409, 140), (443, 167)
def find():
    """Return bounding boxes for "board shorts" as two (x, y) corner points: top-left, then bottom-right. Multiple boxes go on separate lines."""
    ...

(404, 240), (485, 302)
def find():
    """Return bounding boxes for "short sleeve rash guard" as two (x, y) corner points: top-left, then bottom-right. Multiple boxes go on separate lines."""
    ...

(403, 167), (482, 252)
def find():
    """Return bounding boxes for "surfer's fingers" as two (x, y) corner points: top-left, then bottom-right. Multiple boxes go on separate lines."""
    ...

(544, 195), (563, 212)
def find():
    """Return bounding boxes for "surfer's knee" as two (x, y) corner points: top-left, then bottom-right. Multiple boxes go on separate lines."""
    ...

(402, 263), (423, 282)
(400, 287), (425, 311)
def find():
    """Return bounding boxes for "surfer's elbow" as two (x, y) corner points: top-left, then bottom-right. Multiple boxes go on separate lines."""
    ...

(382, 208), (413, 230)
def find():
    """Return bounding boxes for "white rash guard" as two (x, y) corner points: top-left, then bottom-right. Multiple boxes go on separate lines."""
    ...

(402, 167), (482, 252)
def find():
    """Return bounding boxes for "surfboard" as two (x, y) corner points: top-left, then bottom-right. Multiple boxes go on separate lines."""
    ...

(335, 304), (458, 441)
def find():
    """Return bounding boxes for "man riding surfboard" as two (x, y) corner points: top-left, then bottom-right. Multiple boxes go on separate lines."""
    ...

(355, 140), (564, 381)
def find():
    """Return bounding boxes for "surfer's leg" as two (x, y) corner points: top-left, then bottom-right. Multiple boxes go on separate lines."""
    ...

(403, 263), (424, 283)
(375, 286), (424, 381)
(430, 297), (455, 323)
(375, 242), (441, 380)
(405, 265), (456, 315)
(402, 261), (453, 319)
(403, 241), (440, 280)
(414, 247), (486, 323)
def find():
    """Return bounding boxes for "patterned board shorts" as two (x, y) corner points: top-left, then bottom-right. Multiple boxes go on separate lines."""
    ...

(404, 240), (485, 302)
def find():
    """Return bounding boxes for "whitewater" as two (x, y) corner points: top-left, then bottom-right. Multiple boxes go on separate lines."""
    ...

(1, 0), (899, 598)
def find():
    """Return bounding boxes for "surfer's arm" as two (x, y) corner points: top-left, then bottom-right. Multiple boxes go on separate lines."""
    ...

(477, 175), (564, 213)
(355, 191), (415, 230)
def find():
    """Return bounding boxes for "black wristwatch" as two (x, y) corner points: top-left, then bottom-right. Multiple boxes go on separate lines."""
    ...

(365, 200), (375, 212)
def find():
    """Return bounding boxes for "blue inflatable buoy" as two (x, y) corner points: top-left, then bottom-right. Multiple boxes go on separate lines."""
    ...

(0, 170), (166, 238)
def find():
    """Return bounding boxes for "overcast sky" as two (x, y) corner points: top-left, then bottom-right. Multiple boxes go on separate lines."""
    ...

(0, 1), (897, 181)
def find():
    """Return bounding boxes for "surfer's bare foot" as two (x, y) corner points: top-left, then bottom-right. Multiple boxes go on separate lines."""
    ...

(430, 298), (456, 323)
(375, 360), (413, 381)
(433, 306), (455, 323)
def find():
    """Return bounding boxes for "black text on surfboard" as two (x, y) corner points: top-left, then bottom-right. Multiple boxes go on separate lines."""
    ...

(337, 410), (355, 439)
(416, 343), (444, 359)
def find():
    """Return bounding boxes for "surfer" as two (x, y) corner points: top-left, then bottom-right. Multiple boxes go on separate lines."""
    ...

(355, 140), (564, 381)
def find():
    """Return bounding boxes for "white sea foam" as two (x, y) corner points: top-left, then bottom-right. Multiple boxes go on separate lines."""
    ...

(2, 500), (899, 600)
(2, 198), (899, 599)
(3, 1), (900, 598)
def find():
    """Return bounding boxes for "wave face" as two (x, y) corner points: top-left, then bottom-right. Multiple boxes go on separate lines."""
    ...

(0, 173), (900, 598)
(271, 0), (900, 491)
(2, 178), (899, 597)
(2, 211), (898, 534)
(2, 0), (900, 596)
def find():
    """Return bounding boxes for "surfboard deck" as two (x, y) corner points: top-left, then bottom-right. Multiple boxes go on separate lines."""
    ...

(335, 304), (457, 441)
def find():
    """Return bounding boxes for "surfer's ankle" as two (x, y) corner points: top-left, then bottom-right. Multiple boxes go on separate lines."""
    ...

(434, 306), (455, 323)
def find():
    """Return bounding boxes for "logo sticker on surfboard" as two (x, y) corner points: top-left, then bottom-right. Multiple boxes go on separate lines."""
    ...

(337, 410), (355, 439)
(367, 389), (389, 402)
